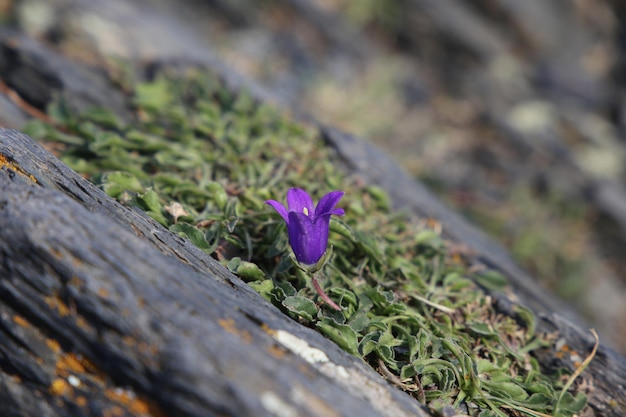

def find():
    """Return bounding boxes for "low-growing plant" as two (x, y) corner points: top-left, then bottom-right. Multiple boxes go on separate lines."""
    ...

(24, 67), (592, 417)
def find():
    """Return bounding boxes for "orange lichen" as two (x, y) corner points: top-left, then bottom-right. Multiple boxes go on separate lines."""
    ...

(267, 344), (286, 359)
(44, 333), (168, 417)
(556, 343), (573, 359)
(218, 318), (253, 343)
(44, 295), (71, 317)
(43, 295), (94, 334)
(12, 314), (30, 327)
(103, 405), (125, 417)
(0, 153), (38, 183)
(75, 316), (92, 332)
(57, 354), (86, 375)
(261, 323), (276, 336)
(122, 336), (137, 347)
(98, 287), (110, 298)
(69, 275), (84, 287)
(297, 363), (316, 378)
(46, 338), (62, 353)
(55, 352), (100, 379)
(137, 341), (159, 358)
(51, 248), (63, 259)
(291, 385), (341, 417)
(105, 388), (150, 415)
(71, 255), (83, 267)
(50, 378), (72, 396)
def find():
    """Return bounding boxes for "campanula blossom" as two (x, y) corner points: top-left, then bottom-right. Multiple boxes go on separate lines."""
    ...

(266, 188), (345, 310)
(266, 188), (344, 265)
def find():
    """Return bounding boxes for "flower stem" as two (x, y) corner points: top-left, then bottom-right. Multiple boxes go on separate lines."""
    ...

(311, 274), (342, 311)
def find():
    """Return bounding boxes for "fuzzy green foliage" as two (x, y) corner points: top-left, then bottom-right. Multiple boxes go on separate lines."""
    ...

(23, 68), (587, 417)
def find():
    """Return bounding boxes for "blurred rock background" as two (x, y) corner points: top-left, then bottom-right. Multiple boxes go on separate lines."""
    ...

(3, 0), (626, 353)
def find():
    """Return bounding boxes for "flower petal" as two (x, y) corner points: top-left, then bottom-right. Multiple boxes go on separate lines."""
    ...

(311, 214), (332, 261)
(286, 188), (315, 217)
(315, 191), (344, 217)
(288, 211), (328, 265)
(265, 200), (289, 223)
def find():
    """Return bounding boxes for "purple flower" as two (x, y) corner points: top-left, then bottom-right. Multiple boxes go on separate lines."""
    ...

(266, 188), (345, 265)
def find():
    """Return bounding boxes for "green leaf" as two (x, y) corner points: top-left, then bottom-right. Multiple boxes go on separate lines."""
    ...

(476, 359), (500, 374)
(170, 223), (210, 250)
(316, 318), (359, 356)
(101, 172), (144, 197)
(346, 309), (370, 333)
(405, 334), (419, 361)
(378, 332), (403, 348)
(237, 261), (265, 282)
(555, 391), (587, 414)
(400, 363), (419, 381)
(47, 97), (74, 125)
(328, 288), (358, 308)
(265, 229), (288, 258)
(416, 328), (431, 359)
(354, 231), (384, 261)
(227, 257), (242, 272)
(282, 296), (318, 322)
(513, 304), (536, 339)
(365, 185), (391, 210)
(414, 230), (444, 248)
(274, 281), (297, 298)
(366, 321), (388, 333)
(443, 273), (473, 291)
(381, 302), (406, 316)
(488, 381), (529, 401)
(206, 181), (229, 210)
(146, 210), (169, 227)
(81, 107), (124, 129)
(526, 393), (553, 406)
(359, 331), (382, 356)
(137, 189), (162, 213)
(468, 322), (496, 337)
(474, 270), (508, 291)
(376, 344), (396, 365)
(126, 130), (170, 152)
(134, 78), (173, 110)
(365, 286), (395, 307)
(248, 279), (275, 302)
(89, 131), (125, 153)
(329, 218), (355, 241)
(526, 380), (555, 396)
